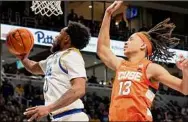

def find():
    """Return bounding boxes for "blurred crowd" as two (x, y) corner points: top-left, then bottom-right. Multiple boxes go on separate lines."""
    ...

(1, 73), (188, 122)
(0, 79), (44, 122)
(151, 98), (188, 122)
(82, 92), (110, 122)
(0, 77), (110, 122)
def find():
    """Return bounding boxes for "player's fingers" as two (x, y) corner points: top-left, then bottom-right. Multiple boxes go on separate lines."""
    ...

(178, 54), (185, 62)
(26, 106), (38, 111)
(112, 1), (122, 11)
(36, 113), (43, 121)
(28, 113), (38, 122)
(181, 59), (188, 67)
(24, 109), (37, 116)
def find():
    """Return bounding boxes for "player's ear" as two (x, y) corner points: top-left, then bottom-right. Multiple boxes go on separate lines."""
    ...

(140, 43), (146, 50)
(65, 34), (70, 43)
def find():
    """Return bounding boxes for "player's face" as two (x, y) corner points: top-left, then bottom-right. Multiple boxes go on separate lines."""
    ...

(124, 33), (145, 56)
(51, 28), (69, 53)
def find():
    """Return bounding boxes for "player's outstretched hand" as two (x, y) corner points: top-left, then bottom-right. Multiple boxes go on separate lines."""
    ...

(24, 105), (50, 121)
(16, 53), (29, 60)
(176, 54), (188, 72)
(106, 1), (123, 15)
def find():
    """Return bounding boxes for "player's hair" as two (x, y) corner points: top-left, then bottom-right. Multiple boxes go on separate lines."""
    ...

(65, 21), (91, 50)
(142, 18), (180, 62)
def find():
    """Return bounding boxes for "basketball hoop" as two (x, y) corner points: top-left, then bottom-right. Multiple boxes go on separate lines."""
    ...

(31, 1), (63, 17)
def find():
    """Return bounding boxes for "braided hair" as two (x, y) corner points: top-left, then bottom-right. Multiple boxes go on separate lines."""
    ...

(142, 18), (180, 62)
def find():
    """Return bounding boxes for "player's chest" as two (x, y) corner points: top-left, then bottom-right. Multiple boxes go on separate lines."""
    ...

(116, 65), (144, 82)
(45, 55), (62, 76)
(117, 70), (143, 82)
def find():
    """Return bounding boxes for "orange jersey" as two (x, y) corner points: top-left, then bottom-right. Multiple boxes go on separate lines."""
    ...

(109, 58), (159, 121)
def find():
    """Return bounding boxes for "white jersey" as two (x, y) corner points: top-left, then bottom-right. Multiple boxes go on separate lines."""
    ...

(39, 48), (86, 115)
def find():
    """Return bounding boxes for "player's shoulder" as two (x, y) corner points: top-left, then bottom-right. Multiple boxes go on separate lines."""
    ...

(61, 48), (83, 61)
(46, 54), (54, 60)
(68, 48), (82, 55)
(146, 62), (166, 77)
(63, 48), (82, 57)
(147, 62), (162, 69)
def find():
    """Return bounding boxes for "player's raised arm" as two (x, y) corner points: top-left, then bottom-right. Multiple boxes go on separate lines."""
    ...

(97, 1), (123, 71)
(6, 28), (44, 75)
(147, 55), (188, 95)
(18, 55), (44, 75)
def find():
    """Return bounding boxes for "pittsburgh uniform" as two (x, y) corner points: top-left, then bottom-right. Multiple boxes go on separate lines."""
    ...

(39, 48), (88, 121)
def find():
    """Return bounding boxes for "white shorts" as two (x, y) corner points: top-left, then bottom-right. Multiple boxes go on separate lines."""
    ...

(52, 112), (89, 122)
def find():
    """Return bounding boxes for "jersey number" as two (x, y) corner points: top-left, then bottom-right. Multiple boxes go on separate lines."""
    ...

(119, 81), (132, 95)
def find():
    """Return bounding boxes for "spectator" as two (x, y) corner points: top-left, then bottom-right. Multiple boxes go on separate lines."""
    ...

(78, 15), (85, 25)
(23, 81), (34, 100)
(15, 84), (24, 104)
(130, 28), (136, 36)
(139, 24), (148, 31)
(88, 75), (98, 84)
(90, 114), (100, 122)
(67, 9), (78, 22)
(15, 84), (24, 97)
(119, 17), (127, 29)
(0, 79), (14, 103)
(0, 94), (5, 109)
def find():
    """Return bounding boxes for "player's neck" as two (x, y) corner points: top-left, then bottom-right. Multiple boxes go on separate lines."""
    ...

(60, 45), (71, 51)
(128, 53), (146, 64)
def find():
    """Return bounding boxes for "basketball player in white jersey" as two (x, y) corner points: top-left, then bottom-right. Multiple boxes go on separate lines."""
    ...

(16, 21), (91, 121)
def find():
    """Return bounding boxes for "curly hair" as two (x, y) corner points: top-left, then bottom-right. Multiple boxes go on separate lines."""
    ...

(65, 21), (91, 50)
(141, 18), (180, 62)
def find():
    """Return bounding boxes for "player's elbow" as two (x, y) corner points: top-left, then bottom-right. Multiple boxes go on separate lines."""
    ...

(180, 84), (188, 95)
(71, 78), (86, 99)
(180, 88), (188, 95)
(181, 91), (188, 96)
(30, 68), (42, 75)
(31, 64), (44, 75)
(97, 44), (105, 58)
(182, 92), (188, 96)
(30, 68), (38, 75)
(78, 87), (86, 98)
(73, 86), (85, 98)
(97, 51), (102, 60)
(97, 41), (102, 54)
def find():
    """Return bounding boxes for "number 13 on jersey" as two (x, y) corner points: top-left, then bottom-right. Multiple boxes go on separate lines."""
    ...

(119, 81), (132, 95)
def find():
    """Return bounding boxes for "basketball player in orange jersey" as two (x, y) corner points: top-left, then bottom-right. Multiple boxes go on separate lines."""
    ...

(97, 1), (188, 121)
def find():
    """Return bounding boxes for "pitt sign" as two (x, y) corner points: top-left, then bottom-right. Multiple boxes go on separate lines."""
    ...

(1, 24), (56, 46)
(1, 24), (187, 64)
(0, 24), (124, 56)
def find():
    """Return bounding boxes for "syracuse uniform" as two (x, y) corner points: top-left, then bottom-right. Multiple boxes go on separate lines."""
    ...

(109, 58), (159, 121)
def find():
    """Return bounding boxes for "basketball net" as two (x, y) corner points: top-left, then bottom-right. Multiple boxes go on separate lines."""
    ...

(31, 1), (63, 17)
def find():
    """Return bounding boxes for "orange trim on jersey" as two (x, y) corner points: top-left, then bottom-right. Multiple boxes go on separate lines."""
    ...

(137, 32), (153, 56)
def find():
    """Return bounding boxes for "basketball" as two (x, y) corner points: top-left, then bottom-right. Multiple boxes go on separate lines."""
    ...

(6, 28), (34, 55)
